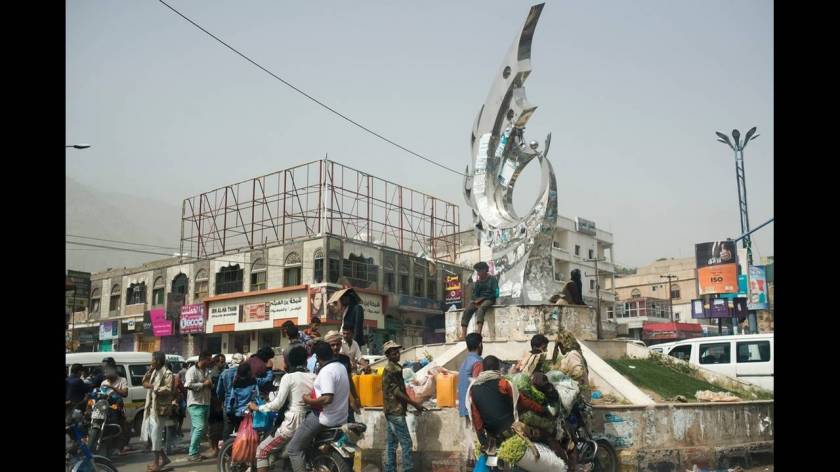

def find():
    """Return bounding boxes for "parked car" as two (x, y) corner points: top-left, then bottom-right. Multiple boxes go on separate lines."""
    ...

(665, 333), (773, 391)
(648, 341), (676, 354)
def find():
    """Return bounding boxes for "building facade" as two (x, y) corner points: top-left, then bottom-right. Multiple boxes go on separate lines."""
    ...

(68, 160), (463, 356)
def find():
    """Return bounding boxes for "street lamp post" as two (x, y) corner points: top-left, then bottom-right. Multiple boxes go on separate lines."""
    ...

(716, 127), (759, 334)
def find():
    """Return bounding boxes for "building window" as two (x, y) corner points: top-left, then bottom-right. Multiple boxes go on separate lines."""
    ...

(652, 285), (656, 291)
(590, 279), (595, 290)
(313, 249), (324, 283)
(427, 262), (437, 300)
(398, 257), (410, 296)
(588, 249), (594, 259)
(250, 258), (267, 291)
(413, 260), (425, 297)
(342, 253), (378, 289)
(328, 251), (341, 283)
(628, 301), (639, 317)
(216, 265), (243, 295)
(383, 252), (396, 293)
(126, 282), (147, 305)
(90, 288), (101, 316)
(670, 284), (681, 300)
(194, 269), (209, 300)
(553, 259), (565, 282)
(109, 284), (121, 314)
(171, 273), (188, 302)
(607, 306), (614, 319)
(152, 277), (165, 306)
(574, 245), (581, 256)
(284, 267), (301, 286)
(630, 289), (641, 298)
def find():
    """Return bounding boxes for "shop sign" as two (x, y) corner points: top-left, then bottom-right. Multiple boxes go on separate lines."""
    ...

(99, 320), (119, 340)
(269, 292), (306, 320)
(695, 241), (738, 295)
(358, 291), (383, 319)
(398, 295), (443, 312)
(180, 304), (206, 334)
(150, 308), (173, 336)
(209, 304), (239, 324)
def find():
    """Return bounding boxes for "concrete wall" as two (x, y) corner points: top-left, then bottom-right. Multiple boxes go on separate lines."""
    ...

(352, 401), (773, 471)
(443, 304), (612, 343)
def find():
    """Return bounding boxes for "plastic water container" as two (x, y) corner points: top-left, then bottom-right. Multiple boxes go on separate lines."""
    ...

(359, 373), (383, 407)
(352, 374), (361, 397)
(435, 372), (458, 408)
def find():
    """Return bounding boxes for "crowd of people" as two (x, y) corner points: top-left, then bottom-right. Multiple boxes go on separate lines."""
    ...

(66, 263), (593, 472)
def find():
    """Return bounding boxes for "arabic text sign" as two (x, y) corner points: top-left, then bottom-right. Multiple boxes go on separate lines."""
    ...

(179, 304), (206, 334)
(150, 308), (173, 336)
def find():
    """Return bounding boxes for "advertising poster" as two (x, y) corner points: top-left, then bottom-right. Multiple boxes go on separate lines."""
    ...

(445, 275), (463, 308)
(242, 303), (269, 322)
(179, 304), (206, 334)
(99, 320), (119, 340)
(309, 287), (326, 321)
(150, 308), (173, 336)
(748, 266), (769, 310)
(695, 241), (738, 295)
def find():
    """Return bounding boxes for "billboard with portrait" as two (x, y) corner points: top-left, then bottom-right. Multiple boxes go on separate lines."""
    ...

(748, 265), (769, 310)
(695, 241), (738, 295)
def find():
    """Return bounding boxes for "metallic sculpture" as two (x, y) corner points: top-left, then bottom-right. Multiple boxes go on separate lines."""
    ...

(464, 3), (560, 304)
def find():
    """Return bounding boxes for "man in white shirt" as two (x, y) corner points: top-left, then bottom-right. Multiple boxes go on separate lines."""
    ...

(340, 327), (362, 372)
(286, 341), (350, 472)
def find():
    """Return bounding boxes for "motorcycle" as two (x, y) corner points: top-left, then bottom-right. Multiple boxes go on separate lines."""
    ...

(85, 386), (125, 459)
(560, 401), (618, 472)
(218, 415), (367, 472)
(66, 408), (119, 472)
(480, 401), (618, 472)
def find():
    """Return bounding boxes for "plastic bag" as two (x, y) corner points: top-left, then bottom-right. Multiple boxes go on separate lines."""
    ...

(473, 454), (490, 472)
(516, 442), (568, 472)
(551, 376), (580, 412)
(251, 393), (277, 432)
(412, 373), (436, 402)
(231, 414), (258, 463)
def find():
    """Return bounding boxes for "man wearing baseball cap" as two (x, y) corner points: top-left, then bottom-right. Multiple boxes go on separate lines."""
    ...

(381, 340), (427, 472)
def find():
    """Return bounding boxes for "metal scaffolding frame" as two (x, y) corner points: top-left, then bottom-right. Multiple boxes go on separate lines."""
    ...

(180, 159), (460, 262)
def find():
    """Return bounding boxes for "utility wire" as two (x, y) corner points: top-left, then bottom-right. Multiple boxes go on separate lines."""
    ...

(67, 234), (180, 250)
(157, 0), (465, 177)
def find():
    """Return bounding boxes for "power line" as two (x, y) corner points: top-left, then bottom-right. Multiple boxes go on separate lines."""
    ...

(157, 0), (465, 177)
(67, 234), (180, 250)
(66, 240), (306, 270)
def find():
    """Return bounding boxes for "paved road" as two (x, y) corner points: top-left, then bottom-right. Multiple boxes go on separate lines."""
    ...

(111, 434), (219, 472)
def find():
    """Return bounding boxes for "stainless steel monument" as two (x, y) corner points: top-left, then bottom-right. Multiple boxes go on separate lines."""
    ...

(464, 3), (559, 304)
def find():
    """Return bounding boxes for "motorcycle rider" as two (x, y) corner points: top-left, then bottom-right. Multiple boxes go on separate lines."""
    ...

(466, 356), (547, 452)
(247, 345), (316, 472)
(100, 366), (132, 454)
(324, 330), (361, 422)
(287, 340), (350, 472)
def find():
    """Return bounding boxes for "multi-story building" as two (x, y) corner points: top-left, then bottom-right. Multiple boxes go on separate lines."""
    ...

(612, 257), (719, 339)
(452, 215), (617, 322)
(71, 160), (462, 356)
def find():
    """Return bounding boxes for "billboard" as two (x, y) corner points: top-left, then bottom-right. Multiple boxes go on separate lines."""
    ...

(748, 266), (769, 310)
(576, 217), (596, 236)
(179, 304), (206, 334)
(691, 297), (748, 319)
(695, 241), (738, 295)
(445, 275), (463, 308)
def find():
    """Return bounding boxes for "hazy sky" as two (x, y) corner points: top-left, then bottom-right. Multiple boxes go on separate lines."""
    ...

(66, 0), (773, 268)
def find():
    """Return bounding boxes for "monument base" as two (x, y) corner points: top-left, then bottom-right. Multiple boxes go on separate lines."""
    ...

(445, 304), (618, 343)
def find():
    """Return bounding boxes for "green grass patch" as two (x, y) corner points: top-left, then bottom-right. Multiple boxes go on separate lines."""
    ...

(607, 358), (738, 400)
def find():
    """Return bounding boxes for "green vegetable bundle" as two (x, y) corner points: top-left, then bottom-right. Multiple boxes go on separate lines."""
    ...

(520, 385), (546, 404)
(520, 411), (554, 432)
(497, 434), (529, 464)
(508, 372), (532, 391)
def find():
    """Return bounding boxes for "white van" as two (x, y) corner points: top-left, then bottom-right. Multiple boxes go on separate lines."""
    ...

(66, 351), (153, 435)
(665, 333), (773, 392)
(649, 341), (676, 354)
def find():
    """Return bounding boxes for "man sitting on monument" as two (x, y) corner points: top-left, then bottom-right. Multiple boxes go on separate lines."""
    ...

(459, 261), (498, 340)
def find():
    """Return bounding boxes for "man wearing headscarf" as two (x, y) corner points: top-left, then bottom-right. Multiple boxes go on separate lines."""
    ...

(554, 330), (590, 400)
